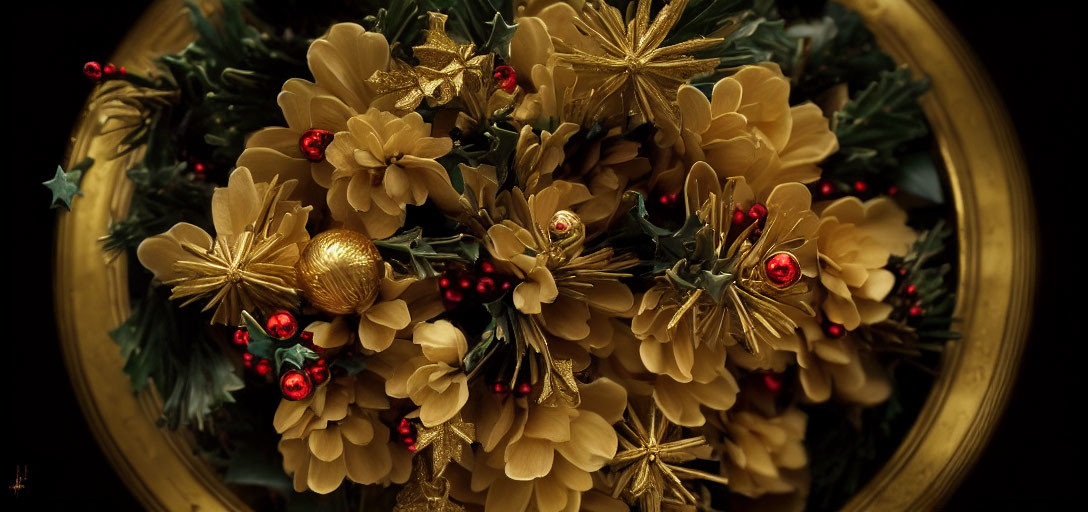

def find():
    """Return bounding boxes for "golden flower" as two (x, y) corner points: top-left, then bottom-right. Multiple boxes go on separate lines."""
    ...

(136, 167), (311, 325)
(483, 182), (637, 396)
(715, 406), (809, 506)
(238, 23), (390, 206)
(460, 378), (628, 512)
(790, 317), (891, 404)
(817, 196), (916, 329)
(386, 320), (471, 428)
(509, 8), (592, 126)
(632, 165), (819, 365)
(274, 372), (412, 493)
(606, 304), (739, 427)
(305, 263), (443, 353)
(324, 108), (460, 239)
(667, 64), (839, 200)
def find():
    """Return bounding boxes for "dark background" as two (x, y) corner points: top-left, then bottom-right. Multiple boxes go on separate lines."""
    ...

(3, 1), (1081, 509)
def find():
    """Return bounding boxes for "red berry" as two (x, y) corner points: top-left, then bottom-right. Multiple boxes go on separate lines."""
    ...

(905, 284), (918, 296)
(819, 182), (834, 196)
(887, 185), (899, 195)
(300, 330), (314, 342)
(307, 364), (330, 385)
(492, 381), (510, 394)
(476, 276), (496, 295)
(854, 180), (869, 193)
(265, 310), (298, 339)
(444, 288), (463, 303)
(459, 278), (473, 289)
(280, 369), (314, 401)
(515, 382), (532, 396)
(244, 360), (253, 368)
(762, 374), (782, 392)
(501, 281), (512, 291)
(193, 162), (206, 174)
(493, 65), (518, 93)
(83, 61), (103, 80)
(823, 323), (846, 338)
(764, 252), (801, 288)
(747, 203), (768, 221)
(103, 63), (117, 75)
(397, 420), (413, 436)
(243, 352), (254, 362)
(407, 443), (418, 453)
(439, 277), (451, 288)
(480, 261), (495, 274)
(909, 306), (924, 317)
(233, 328), (249, 346)
(298, 129), (335, 162)
(119, 66), (127, 75)
(732, 209), (747, 225)
(255, 359), (272, 376)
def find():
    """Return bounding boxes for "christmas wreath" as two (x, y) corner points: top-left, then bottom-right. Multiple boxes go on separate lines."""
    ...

(58, 0), (958, 510)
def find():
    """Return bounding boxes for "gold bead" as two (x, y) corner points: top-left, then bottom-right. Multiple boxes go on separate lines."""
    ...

(296, 229), (385, 315)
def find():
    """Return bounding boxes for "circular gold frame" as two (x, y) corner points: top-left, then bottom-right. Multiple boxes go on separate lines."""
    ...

(55, 1), (1036, 510)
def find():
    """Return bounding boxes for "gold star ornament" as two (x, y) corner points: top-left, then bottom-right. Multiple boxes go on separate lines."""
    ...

(414, 413), (476, 476)
(610, 403), (729, 512)
(553, 0), (722, 134)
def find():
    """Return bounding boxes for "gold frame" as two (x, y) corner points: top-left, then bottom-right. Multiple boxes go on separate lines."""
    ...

(54, 1), (1035, 510)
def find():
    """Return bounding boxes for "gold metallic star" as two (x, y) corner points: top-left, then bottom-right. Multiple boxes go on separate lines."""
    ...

(552, 0), (722, 133)
(370, 12), (493, 113)
(414, 413), (476, 477)
(609, 403), (729, 512)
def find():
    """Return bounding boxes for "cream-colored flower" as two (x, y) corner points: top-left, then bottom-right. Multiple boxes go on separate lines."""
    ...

(791, 317), (892, 404)
(274, 373), (412, 493)
(238, 23), (390, 206)
(817, 196), (916, 329)
(666, 63), (839, 200)
(305, 263), (443, 353)
(460, 378), (628, 512)
(136, 167), (311, 324)
(324, 108), (459, 238)
(388, 321), (471, 427)
(717, 405), (809, 504)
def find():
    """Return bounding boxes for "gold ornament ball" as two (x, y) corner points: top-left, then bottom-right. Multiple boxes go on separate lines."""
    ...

(296, 229), (385, 315)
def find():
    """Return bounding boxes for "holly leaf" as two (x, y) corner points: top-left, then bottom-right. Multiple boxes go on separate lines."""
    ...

(241, 310), (277, 360)
(483, 13), (517, 60)
(274, 344), (320, 372)
(375, 227), (478, 279)
(44, 158), (92, 210)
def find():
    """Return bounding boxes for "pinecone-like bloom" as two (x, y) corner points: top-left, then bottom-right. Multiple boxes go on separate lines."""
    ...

(816, 196), (916, 329)
(274, 373), (411, 493)
(238, 23), (391, 207)
(137, 167), (311, 325)
(324, 108), (460, 238)
(714, 405), (809, 507)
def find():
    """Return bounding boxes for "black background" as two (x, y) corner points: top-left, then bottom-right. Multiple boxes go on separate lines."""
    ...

(3, 1), (1081, 509)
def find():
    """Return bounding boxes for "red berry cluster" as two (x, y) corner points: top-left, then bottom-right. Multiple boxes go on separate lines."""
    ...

(243, 352), (273, 376)
(439, 261), (514, 310)
(733, 202), (768, 241)
(397, 418), (418, 452)
(491, 380), (533, 398)
(82, 61), (126, 81)
(493, 65), (517, 93)
(656, 191), (681, 207)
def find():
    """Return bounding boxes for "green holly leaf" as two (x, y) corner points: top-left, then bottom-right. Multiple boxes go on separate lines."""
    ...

(44, 158), (92, 210)
(274, 344), (319, 372)
(241, 310), (277, 360)
(483, 13), (517, 60)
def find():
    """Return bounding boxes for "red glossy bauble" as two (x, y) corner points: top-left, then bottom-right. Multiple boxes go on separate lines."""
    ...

(306, 364), (330, 385)
(233, 328), (249, 346)
(764, 252), (801, 288)
(298, 129), (335, 162)
(83, 61), (103, 80)
(265, 310), (298, 339)
(280, 370), (314, 401)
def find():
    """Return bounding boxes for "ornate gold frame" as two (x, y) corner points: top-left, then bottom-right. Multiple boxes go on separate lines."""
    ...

(54, 1), (1035, 510)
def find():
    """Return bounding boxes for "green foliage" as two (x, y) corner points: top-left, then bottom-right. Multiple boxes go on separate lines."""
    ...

(831, 67), (930, 172)
(374, 227), (480, 279)
(110, 285), (243, 429)
(426, 0), (515, 50)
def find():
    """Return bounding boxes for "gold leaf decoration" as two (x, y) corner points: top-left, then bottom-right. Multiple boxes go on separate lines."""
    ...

(369, 12), (493, 113)
(414, 413), (476, 477)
